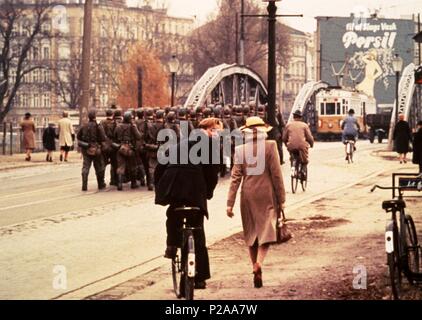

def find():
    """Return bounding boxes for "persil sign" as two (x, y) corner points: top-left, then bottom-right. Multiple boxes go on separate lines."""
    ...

(317, 16), (415, 106)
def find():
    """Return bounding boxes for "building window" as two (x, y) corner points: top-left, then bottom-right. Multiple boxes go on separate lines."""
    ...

(43, 46), (50, 59)
(34, 94), (40, 108)
(43, 69), (50, 82)
(43, 93), (50, 108)
(33, 70), (39, 83)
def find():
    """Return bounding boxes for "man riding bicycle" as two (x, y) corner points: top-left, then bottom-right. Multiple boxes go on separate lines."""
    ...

(282, 110), (314, 167)
(341, 109), (360, 158)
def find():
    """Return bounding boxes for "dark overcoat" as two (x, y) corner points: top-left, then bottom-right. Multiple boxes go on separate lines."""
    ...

(42, 126), (57, 151)
(412, 129), (422, 165)
(154, 133), (220, 218)
(393, 120), (412, 153)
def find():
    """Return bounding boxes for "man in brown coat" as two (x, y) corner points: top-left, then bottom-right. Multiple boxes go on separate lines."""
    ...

(282, 110), (314, 165)
(20, 112), (36, 161)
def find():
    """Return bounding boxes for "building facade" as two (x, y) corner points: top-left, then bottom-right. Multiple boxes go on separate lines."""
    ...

(5, 0), (194, 126)
(276, 25), (316, 119)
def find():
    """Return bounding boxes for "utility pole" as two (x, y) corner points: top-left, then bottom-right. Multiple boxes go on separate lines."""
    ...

(240, 0), (245, 66)
(78, 0), (93, 126)
(267, 0), (277, 128)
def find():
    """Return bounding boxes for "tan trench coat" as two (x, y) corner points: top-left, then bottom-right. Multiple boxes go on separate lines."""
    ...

(20, 119), (36, 150)
(58, 117), (74, 147)
(227, 138), (286, 246)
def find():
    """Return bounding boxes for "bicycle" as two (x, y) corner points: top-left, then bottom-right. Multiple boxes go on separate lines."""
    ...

(290, 150), (307, 194)
(371, 173), (422, 299)
(171, 206), (201, 300)
(344, 135), (356, 164)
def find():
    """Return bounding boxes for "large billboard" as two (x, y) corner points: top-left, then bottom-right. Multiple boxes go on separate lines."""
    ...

(317, 16), (415, 107)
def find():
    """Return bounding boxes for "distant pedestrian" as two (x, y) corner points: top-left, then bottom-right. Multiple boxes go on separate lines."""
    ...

(393, 114), (412, 164)
(226, 117), (286, 288)
(20, 112), (36, 161)
(412, 120), (422, 173)
(58, 111), (75, 162)
(42, 123), (57, 162)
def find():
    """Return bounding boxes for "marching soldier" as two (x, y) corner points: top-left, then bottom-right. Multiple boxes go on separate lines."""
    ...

(100, 109), (117, 185)
(233, 105), (245, 128)
(144, 109), (165, 191)
(114, 111), (142, 190)
(178, 107), (195, 137)
(77, 109), (107, 191)
(165, 111), (180, 140)
(135, 109), (147, 186)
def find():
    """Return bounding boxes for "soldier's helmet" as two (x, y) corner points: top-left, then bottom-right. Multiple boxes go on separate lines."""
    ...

(114, 109), (122, 118)
(258, 104), (265, 112)
(203, 107), (212, 118)
(88, 109), (96, 121)
(189, 109), (196, 118)
(155, 110), (165, 120)
(166, 111), (176, 122)
(105, 109), (114, 117)
(136, 109), (144, 119)
(153, 107), (160, 114)
(213, 105), (222, 118)
(195, 106), (203, 115)
(123, 111), (132, 123)
(178, 108), (187, 118)
(223, 107), (231, 117)
(234, 105), (242, 115)
(243, 105), (250, 115)
(164, 106), (171, 115)
(145, 108), (154, 119)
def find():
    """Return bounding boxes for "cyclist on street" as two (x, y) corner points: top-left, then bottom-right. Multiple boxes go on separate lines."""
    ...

(282, 110), (314, 167)
(341, 109), (360, 156)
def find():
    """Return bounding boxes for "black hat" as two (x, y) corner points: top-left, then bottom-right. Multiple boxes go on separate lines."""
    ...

(293, 110), (302, 118)
(88, 109), (96, 121)
(24, 112), (31, 118)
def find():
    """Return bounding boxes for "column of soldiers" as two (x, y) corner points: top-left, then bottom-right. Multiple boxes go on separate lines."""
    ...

(76, 103), (284, 191)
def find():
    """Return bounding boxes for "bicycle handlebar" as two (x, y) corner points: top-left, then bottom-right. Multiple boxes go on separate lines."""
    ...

(371, 185), (402, 192)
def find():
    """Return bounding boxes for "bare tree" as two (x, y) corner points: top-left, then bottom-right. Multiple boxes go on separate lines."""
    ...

(54, 43), (81, 109)
(189, 0), (291, 82)
(0, 0), (54, 123)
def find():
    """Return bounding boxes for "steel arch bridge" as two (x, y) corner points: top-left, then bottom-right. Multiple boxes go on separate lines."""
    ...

(183, 63), (268, 109)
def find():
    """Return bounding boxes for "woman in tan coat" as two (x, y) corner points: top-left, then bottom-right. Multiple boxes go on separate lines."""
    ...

(20, 112), (36, 161)
(227, 117), (286, 288)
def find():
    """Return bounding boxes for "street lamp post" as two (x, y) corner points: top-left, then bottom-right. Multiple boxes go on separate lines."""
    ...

(392, 54), (403, 124)
(168, 55), (180, 108)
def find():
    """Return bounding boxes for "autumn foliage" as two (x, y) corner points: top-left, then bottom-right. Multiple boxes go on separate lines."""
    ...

(116, 44), (170, 109)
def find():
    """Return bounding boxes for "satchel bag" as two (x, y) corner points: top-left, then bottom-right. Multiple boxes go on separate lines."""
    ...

(276, 208), (292, 244)
(119, 143), (134, 157)
(87, 143), (101, 157)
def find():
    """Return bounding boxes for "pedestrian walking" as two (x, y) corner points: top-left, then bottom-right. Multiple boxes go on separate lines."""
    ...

(226, 116), (286, 288)
(42, 123), (57, 162)
(20, 112), (36, 161)
(393, 114), (412, 164)
(57, 111), (75, 162)
(77, 109), (107, 191)
(155, 118), (222, 292)
(412, 120), (422, 173)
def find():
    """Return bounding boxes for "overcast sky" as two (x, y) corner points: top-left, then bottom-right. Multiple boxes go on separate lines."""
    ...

(128, 0), (422, 32)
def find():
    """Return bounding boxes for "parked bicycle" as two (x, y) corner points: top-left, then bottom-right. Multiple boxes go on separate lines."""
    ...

(371, 173), (422, 299)
(290, 150), (307, 194)
(171, 206), (201, 300)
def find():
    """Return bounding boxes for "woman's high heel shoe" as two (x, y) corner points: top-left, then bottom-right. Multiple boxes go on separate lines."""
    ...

(253, 264), (263, 288)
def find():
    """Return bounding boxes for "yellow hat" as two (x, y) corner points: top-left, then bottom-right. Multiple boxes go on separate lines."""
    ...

(239, 116), (273, 132)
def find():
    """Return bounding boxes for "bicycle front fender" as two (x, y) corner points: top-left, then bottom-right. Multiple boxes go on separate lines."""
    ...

(187, 235), (196, 278)
(385, 220), (395, 254)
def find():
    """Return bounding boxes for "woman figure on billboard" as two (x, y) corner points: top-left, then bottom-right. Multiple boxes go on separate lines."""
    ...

(356, 49), (383, 97)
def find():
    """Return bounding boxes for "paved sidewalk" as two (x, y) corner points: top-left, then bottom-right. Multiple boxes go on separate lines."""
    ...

(87, 166), (422, 300)
(0, 151), (82, 171)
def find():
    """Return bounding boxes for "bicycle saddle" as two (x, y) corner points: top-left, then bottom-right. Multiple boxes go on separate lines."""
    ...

(382, 200), (406, 211)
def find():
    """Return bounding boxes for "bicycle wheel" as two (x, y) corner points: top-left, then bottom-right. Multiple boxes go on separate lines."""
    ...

(183, 234), (195, 300)
(171, 249), (182, 298)
(301, 164), (307, 191)
(388, 224), (402, 300)
(291, 159), (298, 194)
(404, 215), (420, 277)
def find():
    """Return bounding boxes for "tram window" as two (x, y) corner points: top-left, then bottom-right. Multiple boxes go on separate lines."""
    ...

(336, 103), (341, 115)
(325, 103), (336, 115)
(320, 103), (325, 115)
